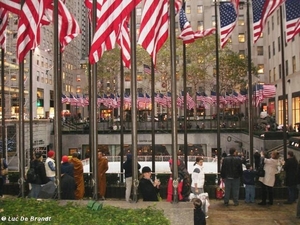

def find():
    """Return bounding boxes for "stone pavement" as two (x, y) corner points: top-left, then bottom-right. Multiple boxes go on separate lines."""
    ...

(95, 198), (299, 225)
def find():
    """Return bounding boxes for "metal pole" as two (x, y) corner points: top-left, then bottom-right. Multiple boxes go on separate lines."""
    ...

(279, 6), (287, 160)
(170, 0), (179, 203)
(183, 44), (188, 168)
(120, 51), (124, 184)
(215, 1), (221, 173)
(91, 0), (99, 200)
(1, 48), (6, 159)
(130, 8), (138, 203)
(53, 0), (62, 199)
(246, 0), (254, 166)
(29, 52), (33, 161)
(151, 61), (156, 174)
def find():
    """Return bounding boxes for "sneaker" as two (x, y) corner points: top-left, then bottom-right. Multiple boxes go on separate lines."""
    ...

(205, 216), (209, 219)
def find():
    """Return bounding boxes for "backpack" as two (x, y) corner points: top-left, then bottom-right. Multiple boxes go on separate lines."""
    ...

(26, 167), (38, 183)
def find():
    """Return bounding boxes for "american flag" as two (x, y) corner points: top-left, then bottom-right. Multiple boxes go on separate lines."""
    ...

(89, 0), (141, 64)
(0, 7), (8, 50)
(194, 28), (216, 39)
(117, 17), (131, 68)
(0, 0), (21, 15)
(143, 64), (151, 74)
(178, 2), (195, 44)
(17, 0), (48, 62)
(219, 0), (239, 48)
(263, 84), (276, 98)
(138, 0), (169, 65)
(252, 0), (284, 43)
(285, 0), (300, 42)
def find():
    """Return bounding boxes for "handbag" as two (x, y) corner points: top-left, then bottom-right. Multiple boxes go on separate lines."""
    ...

(1, 168), (8, 176)
(257, 159), (265, 177)
(0, 158), (8, 176)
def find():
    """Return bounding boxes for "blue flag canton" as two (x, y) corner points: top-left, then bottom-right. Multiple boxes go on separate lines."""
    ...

(179, 6), (188, 30)
(220, 2), (237, 28)
(252, 0), (265, 23)
(286, 0), (300, 21)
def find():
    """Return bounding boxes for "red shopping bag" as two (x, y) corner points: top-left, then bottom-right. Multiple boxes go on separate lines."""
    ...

(216, 179), (225, 200)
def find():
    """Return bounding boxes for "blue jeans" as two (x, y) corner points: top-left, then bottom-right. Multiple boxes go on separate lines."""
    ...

(224, 178), (240, 204)
(245, 184), (255, 203)
(287, 185), (297, 202)
(29, 184), (41, 198)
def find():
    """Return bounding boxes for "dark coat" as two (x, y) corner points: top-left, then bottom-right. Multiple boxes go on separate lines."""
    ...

(123, 159), (141, 178)
(30, 160), (49, 185)
(283, 157), (298, 186)
(139, 178), (159, 201)
(61, 173), (76, 200)
(221, 155), (243, 179)
(194, 208), (206, 225)
(61, 162), (74, 177)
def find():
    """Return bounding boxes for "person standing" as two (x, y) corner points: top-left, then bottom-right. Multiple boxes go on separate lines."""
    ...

(61, 172), (77, 200)
(29, 152), (49, 198)
(70, 152), (85, 199)
(98, 151), (108, 200)
(61, 155), (74, 177)
(191, 157), (205, 196)
(243, 163), (256, 203)
(296, 160), (300, 218)
(282, 151), (298, 204)
(123, 153), (141, 202)
(139, 166), (160, 201)
(221, 147), (243, 206)
(0, 153), (8, 198)
(45, 150), (56, 181)
(258, 150), (279, 206)
(254, 150), (261, 171)
(193, 198), (206, 225)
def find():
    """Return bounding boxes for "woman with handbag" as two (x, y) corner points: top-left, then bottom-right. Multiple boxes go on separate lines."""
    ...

(0, 153), (8, 198)
(258, 150), (279, 206)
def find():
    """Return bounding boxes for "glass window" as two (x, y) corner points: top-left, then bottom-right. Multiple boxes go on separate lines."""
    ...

(293, 97), (300, 125)
(279, 64), (282, 79)
(239, 50), (245, 59)
(278, 37), (281, 52)
(257, 64), (264, 74)
(272, 41), (275, 55)
(286, 60), (289, 76)
(278, 99), (288, 125)
(273, 67), (276, 81)
(136, 7), (142, 16)
(197, 5), (203, 14)
(292, 56), (296, 73)
(197, 21), (203, 31)
(186, 5), (191, 14)
(238, 33), (245, 43)
(257, 46), (263, 56)
(269, 70), (272, 82)
(238, 15), (244, 25)
(212, 15), (216, 27)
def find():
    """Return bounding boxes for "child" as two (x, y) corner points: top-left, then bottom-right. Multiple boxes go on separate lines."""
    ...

(193, 198), (206, 225)
(243, 163), (256, 203)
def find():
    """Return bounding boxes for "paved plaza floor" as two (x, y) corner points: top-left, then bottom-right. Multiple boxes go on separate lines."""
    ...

(97, 198), (299, 225)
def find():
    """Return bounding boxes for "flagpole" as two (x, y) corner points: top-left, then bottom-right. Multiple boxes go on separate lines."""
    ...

(246, 0), (254, 166)
(119, 50), (125, 184)
(1, 48), (5, 160)
(170, 0), (179, 203)
(91, 0), (99, 200)
(53, 0), (62, 199)
(182, 43), (188, 168)
(130, 7), (139, 203)
(279, 6), (287, 160)
(214, 0), (221, 173)
(29, 51), (33, 163)
(151, 61), (156, 175)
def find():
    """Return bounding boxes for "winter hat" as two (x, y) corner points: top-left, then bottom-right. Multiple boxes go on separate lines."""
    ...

(142, 166), (152, 173)
(62, 155), (69, 163)
(47, 150), (55, 158)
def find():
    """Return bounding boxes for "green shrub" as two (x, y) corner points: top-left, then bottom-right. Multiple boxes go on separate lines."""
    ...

(0, 198), (170, 225)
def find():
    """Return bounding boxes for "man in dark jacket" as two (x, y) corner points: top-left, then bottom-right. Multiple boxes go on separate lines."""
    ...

(28, 152), (49, 198)
(221, 147), (243, 206)
(283, 151), (298, 204)
(123, 153), (141, 202)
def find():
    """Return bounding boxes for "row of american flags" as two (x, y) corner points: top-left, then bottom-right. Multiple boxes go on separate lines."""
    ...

(62, 84), (275, 109)
(0, 0), (299, 67)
